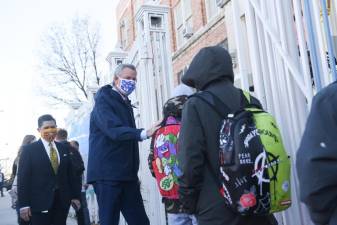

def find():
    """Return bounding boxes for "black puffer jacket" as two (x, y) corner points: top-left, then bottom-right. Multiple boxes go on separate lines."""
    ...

(177, 46), (277, 225)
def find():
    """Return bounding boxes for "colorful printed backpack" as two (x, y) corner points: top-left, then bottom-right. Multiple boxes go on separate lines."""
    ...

(152, 117), (182, 199)
(194, 90), (291, 216)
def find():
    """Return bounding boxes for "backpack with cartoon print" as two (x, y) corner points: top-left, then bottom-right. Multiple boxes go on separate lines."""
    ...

(152, 117), (182, 199)
(194, 90), (291, 216)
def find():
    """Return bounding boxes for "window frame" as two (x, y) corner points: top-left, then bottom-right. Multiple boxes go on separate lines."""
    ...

(204, 0), (220, 22)
(174, 0), (194, 48)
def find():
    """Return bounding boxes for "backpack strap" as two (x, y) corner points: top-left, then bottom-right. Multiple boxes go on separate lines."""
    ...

(189, 91), (232, 190)
(192, 90), (258, 116)
(242, 90), (251, 104)
(190, 91), (232, 117)
(241, 90), (263, 110)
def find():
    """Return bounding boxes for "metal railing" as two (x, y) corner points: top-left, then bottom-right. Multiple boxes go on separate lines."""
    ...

(230, 0), (337, 224)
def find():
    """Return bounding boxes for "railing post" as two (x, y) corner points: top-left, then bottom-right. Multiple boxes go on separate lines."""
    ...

(231, 0), (250, 91)
(244, 2), (267, 106)
(292, 0), (314, 106)
(312, 0), (332, 86)
(321, 0), (337, 81)
(303, 0), (323, 91)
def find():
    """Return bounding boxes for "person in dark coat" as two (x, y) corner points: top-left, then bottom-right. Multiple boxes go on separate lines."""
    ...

(87, 64), (159, 225)
(177, 46), (277, 225)
(297, 82), (337, 225)
(10, 134), (36, 225)
(55, 129), (86, 225)
(18, 114), (81, 225)
(70, 140), (91, 225)
(0, 170), (4, 197)
(55, 129), (83, 195)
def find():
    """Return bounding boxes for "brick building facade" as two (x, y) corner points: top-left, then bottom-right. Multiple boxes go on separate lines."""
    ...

(115, 0), (228, 85)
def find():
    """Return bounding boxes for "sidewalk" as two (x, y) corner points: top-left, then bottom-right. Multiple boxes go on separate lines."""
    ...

(0, 191), (17, 225)
(0, 190), (77, 225)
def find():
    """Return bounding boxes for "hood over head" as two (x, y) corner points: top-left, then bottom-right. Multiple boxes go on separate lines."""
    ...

(182, 46), (234, 90)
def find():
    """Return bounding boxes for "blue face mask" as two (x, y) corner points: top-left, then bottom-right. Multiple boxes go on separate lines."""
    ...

(118, 78), (136, 96)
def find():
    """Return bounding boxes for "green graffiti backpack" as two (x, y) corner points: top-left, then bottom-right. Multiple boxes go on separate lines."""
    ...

(194, 90), (291, 216)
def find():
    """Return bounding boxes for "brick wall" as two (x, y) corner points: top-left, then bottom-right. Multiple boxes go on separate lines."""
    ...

(115, 0), (228, 85)
(116, 0), (139, 51)
(172, 17), (227, 84)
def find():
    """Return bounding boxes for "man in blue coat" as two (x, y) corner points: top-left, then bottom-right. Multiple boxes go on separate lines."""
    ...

(87, 64), (159, 225)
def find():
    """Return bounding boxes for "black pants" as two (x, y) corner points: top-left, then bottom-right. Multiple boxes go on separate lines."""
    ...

(18, 218), (31, 225)
(93, 180), (150, 225)
(75, 192), (90, 225)
(31, 191), (70, 225)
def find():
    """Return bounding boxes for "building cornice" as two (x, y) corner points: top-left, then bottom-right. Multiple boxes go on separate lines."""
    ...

(135, 4), (170, 22)
(106, 50), (128, 64)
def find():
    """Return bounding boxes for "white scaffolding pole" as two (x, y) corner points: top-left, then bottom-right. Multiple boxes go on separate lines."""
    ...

(231, 0), (250, 91)
(245, 2), (266, 106)
(311, 0), (332, 86)
(281, 0), (308, 131)
(249, 0), (308, 98)
(274, 0), (301, 146)
(335, 0), (337, 23)
(255, 8), (275, 113)
(293, 0), (314, 106)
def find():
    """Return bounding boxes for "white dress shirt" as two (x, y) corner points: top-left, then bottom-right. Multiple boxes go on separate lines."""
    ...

(41, 138), (60, 163)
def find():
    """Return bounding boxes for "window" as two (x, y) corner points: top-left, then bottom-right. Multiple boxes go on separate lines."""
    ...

(184, 0), (193, 34)
(174, 2), (184, 47)
(120, 19), (129, 49)
(183, 0), (192, 21)
(174, 0), (193, 48)
(150, 15), (163, 29)
(115, 58), (124, 65)
(204, 0), (220, 22)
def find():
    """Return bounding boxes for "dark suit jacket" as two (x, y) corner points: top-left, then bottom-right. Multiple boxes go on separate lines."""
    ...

(58, 140), (84, 193)
(18, 139), (80, 212)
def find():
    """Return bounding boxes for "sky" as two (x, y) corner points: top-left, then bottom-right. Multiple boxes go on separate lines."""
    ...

(0, 0), (118, 172)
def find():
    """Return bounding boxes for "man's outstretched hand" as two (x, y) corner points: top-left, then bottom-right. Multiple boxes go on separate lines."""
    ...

(146, 121), (162, 137)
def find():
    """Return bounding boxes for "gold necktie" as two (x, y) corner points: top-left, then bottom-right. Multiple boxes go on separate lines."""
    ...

(49, 143), (59, 174)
